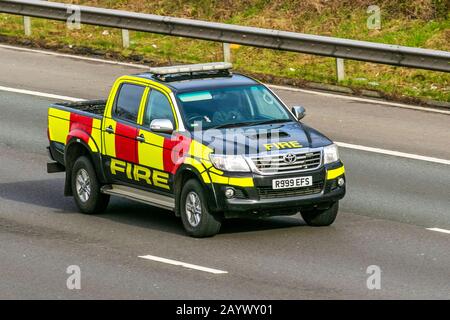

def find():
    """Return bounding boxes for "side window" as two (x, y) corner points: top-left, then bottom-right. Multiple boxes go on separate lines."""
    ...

(143, 89), (175, 127)
(114, 83), (145, 123)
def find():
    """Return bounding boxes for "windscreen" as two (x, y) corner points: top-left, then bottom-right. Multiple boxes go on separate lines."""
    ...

(176, 85), (293, 131)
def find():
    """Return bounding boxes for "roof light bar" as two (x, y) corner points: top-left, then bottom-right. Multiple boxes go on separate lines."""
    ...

(149, 62), (232, 75)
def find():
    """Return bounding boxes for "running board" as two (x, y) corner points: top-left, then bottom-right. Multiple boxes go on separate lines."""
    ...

(101, 185), (175, 211)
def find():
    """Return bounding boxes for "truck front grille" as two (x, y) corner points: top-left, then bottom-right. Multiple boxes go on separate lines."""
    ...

(251, 150), (322, 174)
(257, 181), (324, 199)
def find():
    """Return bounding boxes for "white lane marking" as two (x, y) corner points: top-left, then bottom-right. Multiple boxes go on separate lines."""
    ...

(138, 255), (228, 274)
(268, 84), (450, 115)
(336, 142), (450, 166)
(0, 85), (84, 102)
(1, 84), (449, 166)
(0, 44), (148, 69)
(426, 228), (450, 234)
(1, 43), (448, 115)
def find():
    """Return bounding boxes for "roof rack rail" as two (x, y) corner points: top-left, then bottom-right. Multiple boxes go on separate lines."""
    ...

(149, 62), (233, 82)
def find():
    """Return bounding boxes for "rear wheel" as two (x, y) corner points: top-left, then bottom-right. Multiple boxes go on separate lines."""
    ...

(71, 156), (109, 214)
(301, 201), (339, 226)
(180, 179), (222, 237)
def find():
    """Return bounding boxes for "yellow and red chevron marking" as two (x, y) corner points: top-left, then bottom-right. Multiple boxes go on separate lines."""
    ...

(48, 108), (101, 153)
(183, 139), (254, 188)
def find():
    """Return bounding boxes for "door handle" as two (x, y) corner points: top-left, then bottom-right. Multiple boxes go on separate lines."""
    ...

(136, 134), (145, 143)
(105, 125), (114, 134)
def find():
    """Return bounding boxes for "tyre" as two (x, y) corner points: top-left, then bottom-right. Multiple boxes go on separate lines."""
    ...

(71, 156), (110, 214)
(301, 201), (339, 226)
(180, 179), (222, 237)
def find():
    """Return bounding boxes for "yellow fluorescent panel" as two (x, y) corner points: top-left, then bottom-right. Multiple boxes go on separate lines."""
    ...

(209, 173), (229, 184)
(103, 119), (116, 158)
(92, 118), (102, 129)
(208, 167), (224, 176)
(138, 142), (164, 170)
(189, 140), (213, 160)
(327, 166), (345, 180)
(138, 130), (165, 170)
(183, 157), (205, 173)
(48, 116), (70, 144)
(201, 172), (211, 183)
(140, 130), (165, 147)
(48, 108), (70, 120)
(88, 127), (101, 153)
(229, 177), (254, 187)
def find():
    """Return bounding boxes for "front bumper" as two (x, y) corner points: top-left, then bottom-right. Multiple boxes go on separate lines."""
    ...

(211, 162), (346, 218)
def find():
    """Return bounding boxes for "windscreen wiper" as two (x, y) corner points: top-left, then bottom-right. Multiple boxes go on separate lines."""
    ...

(211, 121), (259, 129)
(211, 119), (291, 129)
(247, 119), (292, 126)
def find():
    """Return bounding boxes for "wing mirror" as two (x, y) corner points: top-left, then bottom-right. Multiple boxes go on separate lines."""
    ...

(150, 119), (174, 134)
(292, 106), (306, 121)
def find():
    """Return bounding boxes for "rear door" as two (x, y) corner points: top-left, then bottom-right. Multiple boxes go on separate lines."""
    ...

(102, 81), (147, 184)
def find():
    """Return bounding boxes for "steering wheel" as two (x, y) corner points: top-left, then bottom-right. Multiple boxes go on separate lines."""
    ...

(187, 114), (207, 127)
(212, 110), (243, 124)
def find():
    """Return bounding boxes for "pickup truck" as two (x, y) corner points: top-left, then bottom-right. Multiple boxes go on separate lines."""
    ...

(47, 62), (346, 237)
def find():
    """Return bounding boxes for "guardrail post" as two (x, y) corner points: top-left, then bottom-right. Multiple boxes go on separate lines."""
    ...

(121, 29), (130, 48)
(23, 16), (31, 36)
(336, 58), (345, 82)
(223, 43), (231, 63)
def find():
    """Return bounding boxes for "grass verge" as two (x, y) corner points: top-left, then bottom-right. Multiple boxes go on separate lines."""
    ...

(0, 0), (448, 103)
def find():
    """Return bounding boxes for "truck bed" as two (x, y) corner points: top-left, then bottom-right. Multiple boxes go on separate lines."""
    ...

(54, 99), (107, 116)
(48, 99), (107, 166)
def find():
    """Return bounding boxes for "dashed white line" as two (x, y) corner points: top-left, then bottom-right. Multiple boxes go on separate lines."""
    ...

(1, 43), (448, 115)
(336, 142), (450, 166)
(138, 255), (228, 274)
(426, 228), (450, 235)
(0, 85), (83, 102)
(0, 84), (449, 166)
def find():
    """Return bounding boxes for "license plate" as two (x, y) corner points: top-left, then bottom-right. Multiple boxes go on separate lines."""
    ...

(272, 176), (313, 189)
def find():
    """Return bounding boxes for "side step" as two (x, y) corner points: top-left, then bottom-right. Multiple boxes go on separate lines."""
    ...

(101, 185), (175, 211)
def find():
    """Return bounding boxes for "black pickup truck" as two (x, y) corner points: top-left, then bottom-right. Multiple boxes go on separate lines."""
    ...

(47, 62), (346, 237)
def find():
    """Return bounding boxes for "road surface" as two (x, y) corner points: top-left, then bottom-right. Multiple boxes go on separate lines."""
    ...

(0, 45), (449, 299)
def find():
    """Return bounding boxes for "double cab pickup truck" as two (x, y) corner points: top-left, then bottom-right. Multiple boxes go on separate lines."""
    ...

(47, 62), (346, 237)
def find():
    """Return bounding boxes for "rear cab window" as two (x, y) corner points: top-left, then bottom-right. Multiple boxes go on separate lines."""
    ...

(114, 83), (146, 123)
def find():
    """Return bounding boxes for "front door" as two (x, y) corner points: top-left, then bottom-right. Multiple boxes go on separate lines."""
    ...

(136, 87), (181, 194)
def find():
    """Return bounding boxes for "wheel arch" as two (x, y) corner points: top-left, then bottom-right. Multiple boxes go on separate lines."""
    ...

(173, 164), (219, 217)
(63, 138), (105, 196)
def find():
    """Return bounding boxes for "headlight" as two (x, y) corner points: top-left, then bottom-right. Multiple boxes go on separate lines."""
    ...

(323, 144), (339, 164)
(209, 154), (251, 172)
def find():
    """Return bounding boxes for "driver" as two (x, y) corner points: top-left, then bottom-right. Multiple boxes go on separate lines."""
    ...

(212, 92), (245, 124)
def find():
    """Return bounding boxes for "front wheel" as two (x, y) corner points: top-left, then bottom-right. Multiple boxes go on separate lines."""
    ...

(301, 201), (339, 226)
(71, 156), (110, 214)
(180, 179), (222, 237)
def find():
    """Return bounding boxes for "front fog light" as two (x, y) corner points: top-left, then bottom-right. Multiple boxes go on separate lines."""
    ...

(338, 177), (345, 187)
(225, 188), (235, 199)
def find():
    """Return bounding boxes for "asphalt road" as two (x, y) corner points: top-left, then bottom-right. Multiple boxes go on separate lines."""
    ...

(0, 45), (450, 299)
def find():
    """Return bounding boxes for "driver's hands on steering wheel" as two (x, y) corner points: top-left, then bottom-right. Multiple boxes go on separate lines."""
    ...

(187, 114), (211, 128)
